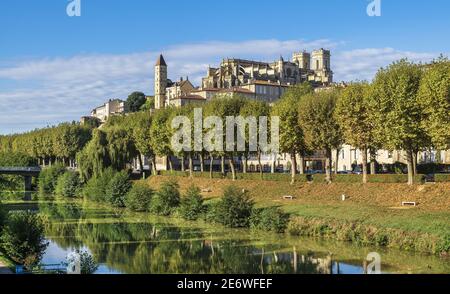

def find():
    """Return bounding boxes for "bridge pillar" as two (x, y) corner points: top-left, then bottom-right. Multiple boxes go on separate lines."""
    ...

(24, 175), (32, 191)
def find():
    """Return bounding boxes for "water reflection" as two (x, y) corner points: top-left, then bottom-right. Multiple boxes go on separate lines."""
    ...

(4, 199), (449, 274)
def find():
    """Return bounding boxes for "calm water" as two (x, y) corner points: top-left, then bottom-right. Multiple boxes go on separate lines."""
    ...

(2, 197), (449, 274)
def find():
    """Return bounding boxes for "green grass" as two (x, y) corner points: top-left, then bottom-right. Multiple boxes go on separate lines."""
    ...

(281, 203), (449, 237)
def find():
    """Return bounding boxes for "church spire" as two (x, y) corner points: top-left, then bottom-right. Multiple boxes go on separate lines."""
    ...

(156, 54), (167, 66)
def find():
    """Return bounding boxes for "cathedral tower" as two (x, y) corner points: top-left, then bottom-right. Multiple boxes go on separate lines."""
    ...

(155, 54), (167, 109)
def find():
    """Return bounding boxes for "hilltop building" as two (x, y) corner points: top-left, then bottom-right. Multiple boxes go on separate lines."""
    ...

(154, 49), (333, 108)
(90, 99), (125, 122)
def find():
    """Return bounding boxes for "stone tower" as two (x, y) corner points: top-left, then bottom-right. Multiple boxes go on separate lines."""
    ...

(312, 49), (331, 71)
(293, 51), (311, 70)
(155, 54), (167, 109)
(311, 49), (333, 83)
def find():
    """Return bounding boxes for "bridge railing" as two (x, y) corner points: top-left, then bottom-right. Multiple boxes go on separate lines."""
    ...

(0, 167), (41, 173)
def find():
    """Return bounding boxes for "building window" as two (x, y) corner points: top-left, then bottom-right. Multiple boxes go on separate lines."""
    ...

(316, 60), (320, 70)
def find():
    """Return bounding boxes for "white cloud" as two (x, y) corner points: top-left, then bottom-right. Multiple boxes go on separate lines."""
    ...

(0, 39), (442, 134)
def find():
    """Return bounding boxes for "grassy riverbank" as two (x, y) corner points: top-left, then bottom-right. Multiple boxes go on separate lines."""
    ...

(147, 176), (450, 255)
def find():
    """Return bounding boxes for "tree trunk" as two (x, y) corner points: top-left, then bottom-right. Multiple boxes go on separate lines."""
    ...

(151, 156), (157, 176)
(199, 153), (204, 173)
(412, 151), (418, 176)
(334, 149), (340, 175)
(298, 154), (305, 175)
(370, 151), (377, 175)
(290, 152), (297, 185)
(138, 154), (143, 174)
(242, 155), (248, 174)
(406, 150), (414, 185)
(362, 147), (368, 184)
(229, 158), (236, 181)
(258, 151), (263, 180)
(181, 155), (185, 172)
(271, 156), (276, 174)
(209, 155), (214, 179)
(221, 156), (225, 175)
(325, 149), (332, 183)
(168, 157), (173, 172)
(188, 153), (193, 178)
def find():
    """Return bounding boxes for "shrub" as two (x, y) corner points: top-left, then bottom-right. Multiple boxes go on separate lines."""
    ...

(55, 171), (82, 198)
(178, 185), (205, 220)
(38, 163), (67, 196)
(250, 207), (290, 233)
(435, 174), (450, 183)
(212, 186), (254, 228)
(105, 171), (131, 207)
(151, 180), (180, 216)
(125, 182), (154, 212)
(0, 211), (49, 267)
(82, 168), (116, 202)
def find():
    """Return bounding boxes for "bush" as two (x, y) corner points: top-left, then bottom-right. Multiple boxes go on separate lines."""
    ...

(55, 171), (82, 198)
(178, 185), (205, 220)
(125, 182), (154, 212)
(250, 207), (290, 233)
(38, 163), (67, 196)
(82, 168), (116, 202)
(151, 180), (180, 216)
(435, 174), (450, 183)
(105, 171), (131, 207)
(212, 186), (254, 228)
(0, 211), (49, 267)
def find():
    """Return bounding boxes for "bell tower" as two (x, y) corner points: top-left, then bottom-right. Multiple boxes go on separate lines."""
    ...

(155, 54), (167, 109)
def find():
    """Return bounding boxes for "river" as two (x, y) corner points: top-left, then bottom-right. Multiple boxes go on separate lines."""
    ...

(2, 196), (449, 274)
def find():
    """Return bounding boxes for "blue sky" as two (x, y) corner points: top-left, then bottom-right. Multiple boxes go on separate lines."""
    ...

(0, 0), (449, 134)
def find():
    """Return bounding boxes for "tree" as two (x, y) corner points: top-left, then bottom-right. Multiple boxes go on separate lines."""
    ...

(0, 211), (49, 268)
(272, 83), (313, 183)
(298, 90), (343, 183)
(240, 99), (270, 179)
(417, 56), (450, 151)
(126, 92), (147, 113)
(371, 59), (427, 185)
(131, 112), (155, 176)
(150, 108), (174, 173)
(336, 82), (377, 183)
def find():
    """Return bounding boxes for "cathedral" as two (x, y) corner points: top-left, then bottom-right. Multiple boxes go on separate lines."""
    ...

(154, 49), (333, 109)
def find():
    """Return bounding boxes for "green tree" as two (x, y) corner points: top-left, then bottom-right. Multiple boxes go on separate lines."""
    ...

(55, 171), (82, 198)
(0, 211), (49, 268)
(371, 59), (427, 185)
(212, 186), (254, 228)
(240, 99), (271, 179)
(150, 108), (174, 173)
(125, 181), (154, 212)
(105, 171), (131, 207)
(179, 185), (205, 221)
(151, 180), (180, 216)
(126, 92), (147, 113)
(298, 90), (343, 183)
(336, 82), (377, 183)
(272, 83), (313, 183)
(417, 57), (450, 151)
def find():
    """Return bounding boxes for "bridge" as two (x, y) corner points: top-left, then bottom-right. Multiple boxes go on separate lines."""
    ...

(0, 167), (41, 191)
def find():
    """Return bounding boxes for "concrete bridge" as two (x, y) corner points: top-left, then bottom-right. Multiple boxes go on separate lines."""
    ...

(0, 167), (41, 191)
